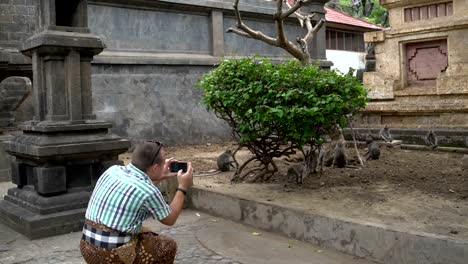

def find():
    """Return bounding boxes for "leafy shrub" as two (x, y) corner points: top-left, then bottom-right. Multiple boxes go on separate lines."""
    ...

(197, 57), (367, 181)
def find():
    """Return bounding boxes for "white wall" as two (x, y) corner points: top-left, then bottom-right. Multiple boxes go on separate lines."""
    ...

(326, 50), (366, 76)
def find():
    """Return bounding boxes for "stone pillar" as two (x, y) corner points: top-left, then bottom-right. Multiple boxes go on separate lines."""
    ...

(210, 10), (224, 57)
(0, 0), (130, 239)
(302, 0), (333, 69)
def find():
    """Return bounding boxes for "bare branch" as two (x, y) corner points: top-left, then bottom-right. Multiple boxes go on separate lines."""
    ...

(274, 0), (309, 62)
(282, 0), (312, 20)
(296, 17), (325, 60)
(284, 0), (307, 27)
(303, 15), (323, 44)
(226, 27), (253, 39)
(229, 0), (278, 46)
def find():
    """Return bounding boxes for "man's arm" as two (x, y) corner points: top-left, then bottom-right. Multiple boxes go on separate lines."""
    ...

(159, 163), (193, 226)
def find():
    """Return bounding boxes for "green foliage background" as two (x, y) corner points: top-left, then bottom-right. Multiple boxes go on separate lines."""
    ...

(328, 0), (389, 27)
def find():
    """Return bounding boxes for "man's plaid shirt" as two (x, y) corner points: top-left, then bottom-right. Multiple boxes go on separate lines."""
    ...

(85, 164), (170, 234)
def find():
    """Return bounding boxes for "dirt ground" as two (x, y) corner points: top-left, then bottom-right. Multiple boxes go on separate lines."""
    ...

(120, 142), (468, 239)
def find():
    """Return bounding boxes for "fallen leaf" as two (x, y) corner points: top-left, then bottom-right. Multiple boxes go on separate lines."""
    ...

(196, 213), (201, 217)
(211, 219), (219, 222)
(288, 244), (293, 248)
(251, 232), (261, 236)
(317, 250), (323, 253)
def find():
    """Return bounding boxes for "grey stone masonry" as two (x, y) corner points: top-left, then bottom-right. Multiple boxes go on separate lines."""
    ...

(2, 0), (332, 144)
(0, 0), (35, 49)
(0, 133), (13, 182)
(0, 0), (35, 81)
(0, 0), (130, 239)
(0, 76), (31, 128)
(86, 0), (332, 144)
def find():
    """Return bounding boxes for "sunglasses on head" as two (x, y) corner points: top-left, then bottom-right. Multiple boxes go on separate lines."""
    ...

(146, 140), (163, 165)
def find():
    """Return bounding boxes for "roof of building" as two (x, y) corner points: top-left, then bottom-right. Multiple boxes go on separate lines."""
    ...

(325, 6), (384, 30)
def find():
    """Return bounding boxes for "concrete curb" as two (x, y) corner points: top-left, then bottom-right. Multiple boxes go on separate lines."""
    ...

(188, 187), (468, 264)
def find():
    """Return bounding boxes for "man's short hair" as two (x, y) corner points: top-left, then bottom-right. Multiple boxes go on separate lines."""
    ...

(132, 141), (164, 172)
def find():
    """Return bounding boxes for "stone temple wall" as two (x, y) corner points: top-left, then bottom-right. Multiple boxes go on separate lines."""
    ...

(1, 0), (326, 145)
(362, 0), (468, 130)
(0, 0), (35, 49)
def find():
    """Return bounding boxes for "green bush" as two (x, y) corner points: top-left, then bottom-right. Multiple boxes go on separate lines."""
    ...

(197, 57), (367, 181)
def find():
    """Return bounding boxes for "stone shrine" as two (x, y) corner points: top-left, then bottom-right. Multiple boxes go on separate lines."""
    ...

(357, 0), (468, 147)
(0, 0), (130, 239)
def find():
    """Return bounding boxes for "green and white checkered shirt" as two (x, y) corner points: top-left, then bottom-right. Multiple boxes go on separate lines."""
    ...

(85, 163), (170, 234)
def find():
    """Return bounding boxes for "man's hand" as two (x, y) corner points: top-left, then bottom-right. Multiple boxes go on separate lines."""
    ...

(152, 158), (178, 185)
(159, 162), (193, 226)
(177, 162), (193, 190)
(162, 158), (178, 179)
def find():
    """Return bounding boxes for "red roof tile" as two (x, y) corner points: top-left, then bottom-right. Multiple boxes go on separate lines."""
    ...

(325, 6), (384, 30)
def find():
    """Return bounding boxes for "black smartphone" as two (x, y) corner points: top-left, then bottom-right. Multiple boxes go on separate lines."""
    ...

(170, 162), (188, 173)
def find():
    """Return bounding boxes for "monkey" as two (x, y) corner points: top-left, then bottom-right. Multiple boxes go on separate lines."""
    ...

(287, 163), (306, 184)
(217, 150), (236, 171)
(364, 134), (380, 160)
(425, 129), (438, 149)
(379, 125), (392, 143)
(316, 128), (345, 172)
(332, 140), (347, 168)
(317, 143), (333, 173)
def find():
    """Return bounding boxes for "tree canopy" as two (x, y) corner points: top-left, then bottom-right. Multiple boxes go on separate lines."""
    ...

(327, 0), (389, 27)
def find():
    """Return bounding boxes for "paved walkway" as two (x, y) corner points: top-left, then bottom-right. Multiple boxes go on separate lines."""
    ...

(0, 182), (374, 264)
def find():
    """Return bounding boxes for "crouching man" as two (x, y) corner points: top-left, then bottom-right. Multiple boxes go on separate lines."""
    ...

(80, 140), (193, 264)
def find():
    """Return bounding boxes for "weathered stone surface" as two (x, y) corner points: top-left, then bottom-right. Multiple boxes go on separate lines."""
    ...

(0, 133), (13, 182)
(2, 0), (332, 144)
(364, 30), (385, 43)
(0, 76), (31, 128)
(361, 0), (468, 130)
(190, 187), (468, 264)
(91, 65), (232, 144)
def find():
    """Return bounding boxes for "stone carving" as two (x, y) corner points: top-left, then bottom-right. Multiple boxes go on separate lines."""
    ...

(406, 40), (448, 84)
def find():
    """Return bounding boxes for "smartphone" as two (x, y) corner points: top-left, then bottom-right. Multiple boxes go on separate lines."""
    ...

(170, 162), (188, 173)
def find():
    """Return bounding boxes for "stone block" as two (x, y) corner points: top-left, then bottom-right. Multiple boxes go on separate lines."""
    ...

(10, 161), (26, 186)
(0, 199), (86, 239)
(34, 166), (66, 195)
(0, 145), (11, 182)
(364, 31), (385, 43)
(363, 72), (395, 100)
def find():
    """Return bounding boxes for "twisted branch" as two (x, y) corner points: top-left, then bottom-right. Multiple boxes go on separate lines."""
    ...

(226, 0), (326, 65)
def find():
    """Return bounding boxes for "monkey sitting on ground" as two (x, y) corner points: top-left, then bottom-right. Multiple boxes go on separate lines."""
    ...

(425, 129), (438, 149)
(217, 150), (236, 171)
(332, 140), (347, 168)
(364, 134), (380, 160)
(379, 125), (392, 143)
(316, 128), (345, 172)
(287, 163), (306, 184)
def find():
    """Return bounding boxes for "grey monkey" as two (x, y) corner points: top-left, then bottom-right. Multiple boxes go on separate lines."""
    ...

(217, 150), (236, 171)
(332, 140), (347, 168)
(425, 130), (438, 149)
(379, 125), (392, 143)
(287, 163), (306, 184)
(364, 134), (380, 160)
